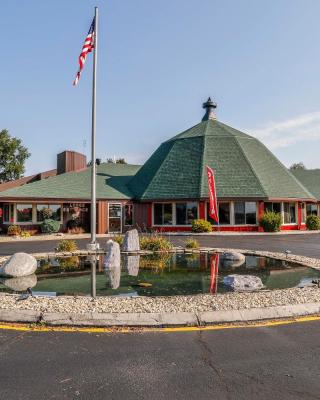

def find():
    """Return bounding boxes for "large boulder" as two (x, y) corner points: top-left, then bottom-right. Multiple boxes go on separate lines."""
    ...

(223, 274), (264, 291)
(122, 229), (140, 252)
(0, 274), (37, 292)
(221, 252), (245, 262)
(0, 253), (37, 277)
(125, 255), (140, 276)
(104, 240), (121, 269)
(104, 240), (121, 289)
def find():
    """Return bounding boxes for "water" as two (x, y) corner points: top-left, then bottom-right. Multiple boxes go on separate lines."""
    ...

(0, 253), (319, 297)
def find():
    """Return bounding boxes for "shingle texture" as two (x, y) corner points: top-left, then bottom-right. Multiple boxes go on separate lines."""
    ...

(291, 169), (320, 201)
(0, 163), (141, 200)
(129, 119), (314, 201)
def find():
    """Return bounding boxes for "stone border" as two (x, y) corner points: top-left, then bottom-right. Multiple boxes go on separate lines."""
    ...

(0, 247), (320, 327)
(0, 303), (319, 327)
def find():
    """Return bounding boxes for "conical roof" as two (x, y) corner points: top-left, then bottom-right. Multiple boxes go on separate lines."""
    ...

(129, 102), (314, 201)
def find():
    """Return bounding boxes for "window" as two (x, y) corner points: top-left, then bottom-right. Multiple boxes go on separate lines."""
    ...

(207, 202), (230, 225)
(36, 204), (61, 222)
(265, 202), (281, 214)
(124, 204), (133, 226)
(16, 204), (33, 223)
(307, 204), (318, 216)
(283, 202), (296, 224)
(3, 204), (14, 223)
(154, 203), (173, 225)
(176, 202), (198, 225)
(234, 202), (257, 225)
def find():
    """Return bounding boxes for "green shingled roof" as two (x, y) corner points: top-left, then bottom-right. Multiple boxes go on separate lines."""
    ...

(291, 169), (320, 201)
(129, 119), (315, 201)
(0, 163), (141, 200)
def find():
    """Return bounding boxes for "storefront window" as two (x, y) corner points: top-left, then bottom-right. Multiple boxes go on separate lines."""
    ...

(234, 202), (257, 225)
(154, 203), (173, 225)
(176, 202), (198, 225)
(265, 202), (281, 214)
(307, 204), (318, 216)
(207, 202), (231, 225)
(283, 202), (296, 224)
(16, 204), (33, 223)
(3, 204), (14, 223)
(124, 204), (133, 226)
(36, 204), (61, 222)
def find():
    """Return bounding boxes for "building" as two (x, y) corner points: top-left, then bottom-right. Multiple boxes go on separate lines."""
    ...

(0, 99), (317, 233)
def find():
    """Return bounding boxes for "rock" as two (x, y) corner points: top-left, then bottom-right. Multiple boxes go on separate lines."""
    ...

(104, 240), (121, 269)
(0, 253), (37, 277)
(0, 274), (37, 292)
(104, 241), (121, 289)
(122, 229), (140, 252)
(223, 274), (264, 291)
(125, 255), (140, 276)
(221, 252), (245, 262)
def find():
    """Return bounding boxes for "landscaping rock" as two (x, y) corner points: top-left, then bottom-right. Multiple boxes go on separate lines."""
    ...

(223, 274), (264, 291)
(106, 264), (121, 289)
(0, 253), (37, 277)
(123, 229), (140, 252)
(104, 241), (120, 269)
(125, 255), (140, 276)
(0, 274), (37, 292)
(221, 251), (245, 262)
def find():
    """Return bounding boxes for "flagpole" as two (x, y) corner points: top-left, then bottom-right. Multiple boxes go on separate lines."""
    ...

(90, 6), (98, 247)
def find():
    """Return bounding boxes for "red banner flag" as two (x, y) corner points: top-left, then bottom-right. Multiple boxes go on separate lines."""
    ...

(206, 166), (219, 223)
(210, 253), (219, 294)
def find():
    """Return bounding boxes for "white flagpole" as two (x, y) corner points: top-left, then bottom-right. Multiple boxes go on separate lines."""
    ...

(90, 7), (98, 247)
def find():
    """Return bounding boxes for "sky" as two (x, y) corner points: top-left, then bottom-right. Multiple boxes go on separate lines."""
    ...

(2, 0), (320, 175)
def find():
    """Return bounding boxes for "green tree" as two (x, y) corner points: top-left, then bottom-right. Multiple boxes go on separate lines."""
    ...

(0, 130), (30, 183)
(289, 162), (306, 171)
(106, 157), (127, 164)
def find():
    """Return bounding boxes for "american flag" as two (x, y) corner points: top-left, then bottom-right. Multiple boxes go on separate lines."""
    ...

(73, 18), (95, 86)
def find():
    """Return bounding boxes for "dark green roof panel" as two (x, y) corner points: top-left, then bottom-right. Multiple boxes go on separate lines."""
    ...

(291, 169), (320, 200)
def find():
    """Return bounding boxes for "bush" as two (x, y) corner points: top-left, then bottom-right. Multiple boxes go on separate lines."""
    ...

(191, 219), (212, 233)
(140, 235), (172, 252)
(306, 215), (320, 230)
(40, 219), (60, 234)
(112, 235), (124, 247)
(259, 211), (282, 232)
(7, 225), (21, 236)
(20, 231), (31, 238)
(56, 239), (78, 252)
(185, 238), (199, 249)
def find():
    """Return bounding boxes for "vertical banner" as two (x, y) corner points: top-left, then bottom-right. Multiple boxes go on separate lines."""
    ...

(210, 253), (219, 294)
(206, 166), (219, 223)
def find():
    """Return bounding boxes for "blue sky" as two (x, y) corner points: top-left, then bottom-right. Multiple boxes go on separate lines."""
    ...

(2, 0), (320, 174)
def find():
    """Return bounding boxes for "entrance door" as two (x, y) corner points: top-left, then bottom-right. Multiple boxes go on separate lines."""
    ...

(108, 203), (122, 233)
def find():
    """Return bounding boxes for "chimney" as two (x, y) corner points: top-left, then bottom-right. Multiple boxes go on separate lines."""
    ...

(202, 97), (217, 121)
(57, 151), (87, 175)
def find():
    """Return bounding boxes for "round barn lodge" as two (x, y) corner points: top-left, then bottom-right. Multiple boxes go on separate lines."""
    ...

(0, 99), (319, 234)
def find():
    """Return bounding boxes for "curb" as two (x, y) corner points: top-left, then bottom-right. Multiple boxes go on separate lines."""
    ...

(1, 303), (319, 327)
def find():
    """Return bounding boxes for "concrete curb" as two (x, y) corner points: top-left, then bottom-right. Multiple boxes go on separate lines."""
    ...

(1, 303), (319, 327)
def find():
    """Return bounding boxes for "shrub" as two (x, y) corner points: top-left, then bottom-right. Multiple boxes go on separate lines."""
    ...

(56, 239), (78, 252)
(20, 231), (31, 238)
(40, 219), (60, 234)
(140, 235), (172, 252)
(58, 256), (80, 270)
(191, 219), (212, 233)
(112, 235), (124, 247)
(259, 211), (282, 232)
(7, 225), (21, 236)
(41, 207), (53, 220)
(306, 215), (320, 230)
(185, 238), (200, 249)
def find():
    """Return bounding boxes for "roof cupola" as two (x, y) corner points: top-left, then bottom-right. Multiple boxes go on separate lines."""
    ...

(202, 97), (217, 121)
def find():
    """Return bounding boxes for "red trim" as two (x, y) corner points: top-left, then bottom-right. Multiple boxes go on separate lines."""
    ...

(258, 201), (264, 232)
(199, 201), (206, 220)
(147, 203), (152, 228)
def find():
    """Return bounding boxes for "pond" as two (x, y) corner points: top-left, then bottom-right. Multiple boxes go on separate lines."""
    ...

(0, 253), (319, 297)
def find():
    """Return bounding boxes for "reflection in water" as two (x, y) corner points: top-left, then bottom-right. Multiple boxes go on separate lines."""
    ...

(105, 264), (121, 289)
(126, 255), (140, 276)
(0, 274), (37, 292)
(220, 259), (245, 269)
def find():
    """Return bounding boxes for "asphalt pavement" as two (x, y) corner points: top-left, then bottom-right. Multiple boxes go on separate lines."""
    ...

(0, 233), (320, 258)
(0, 320), (320, 400)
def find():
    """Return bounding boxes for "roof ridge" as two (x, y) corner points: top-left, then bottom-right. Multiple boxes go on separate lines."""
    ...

(234, 136), (268, 198)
